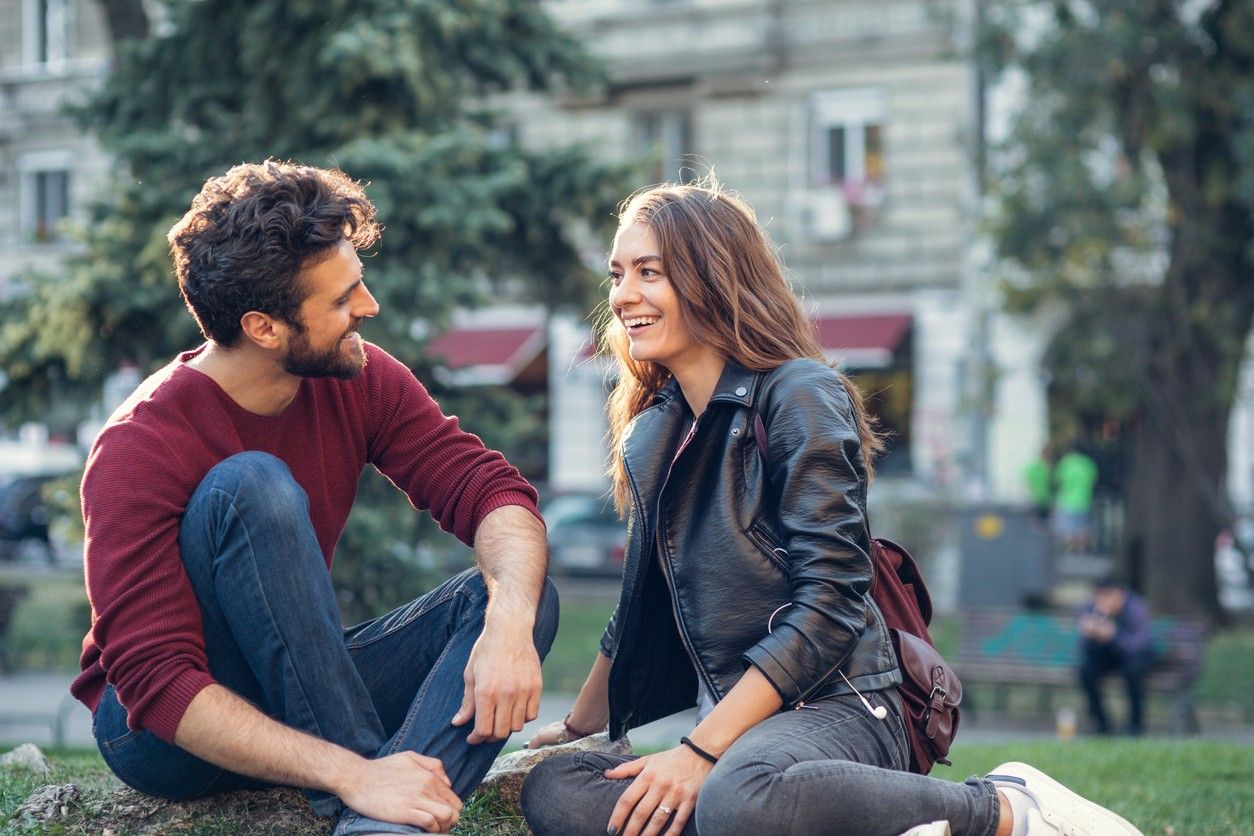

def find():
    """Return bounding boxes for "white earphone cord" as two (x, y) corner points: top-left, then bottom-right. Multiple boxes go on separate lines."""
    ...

(839, 670), (888, 719)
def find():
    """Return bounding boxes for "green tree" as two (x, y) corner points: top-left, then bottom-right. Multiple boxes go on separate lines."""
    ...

(981, 0), (1254, 619)
(0, 0), (633, 613)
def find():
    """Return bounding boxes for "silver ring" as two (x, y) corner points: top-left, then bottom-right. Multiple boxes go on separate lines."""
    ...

(658, 805), (673, 815)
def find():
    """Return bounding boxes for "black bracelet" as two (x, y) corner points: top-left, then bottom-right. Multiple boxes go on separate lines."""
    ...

(680, 736), (719, 764)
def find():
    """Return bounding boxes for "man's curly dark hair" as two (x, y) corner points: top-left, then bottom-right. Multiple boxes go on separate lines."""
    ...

(168, 160), (381, 346)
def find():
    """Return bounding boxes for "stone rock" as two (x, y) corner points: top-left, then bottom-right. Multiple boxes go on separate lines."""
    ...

(15, 782), (82, 821)
(478, 733), (634, 808)
(0, 742), (51, 773)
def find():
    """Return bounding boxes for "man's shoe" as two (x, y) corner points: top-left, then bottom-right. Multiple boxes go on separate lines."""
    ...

(897, 821), (951, 836)
(987, 761), (1143, 835)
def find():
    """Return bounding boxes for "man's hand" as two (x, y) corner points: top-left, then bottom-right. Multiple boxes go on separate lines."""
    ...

(336, 752), (462, 833)
(451, 623), (543, 743)
(454, 503), (549, 744)
(175, 685), (462, 830)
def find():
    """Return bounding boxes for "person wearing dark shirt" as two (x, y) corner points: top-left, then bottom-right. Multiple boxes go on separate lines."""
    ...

(1078, 577), (1155, 735)
(75, 161), (558, 835)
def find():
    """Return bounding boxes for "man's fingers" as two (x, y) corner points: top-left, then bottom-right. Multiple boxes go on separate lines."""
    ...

(413, 754), (452, 786)
(414, 800), (458, 833)
(526, 684), (541, 723)
(451, 669), (475, 727)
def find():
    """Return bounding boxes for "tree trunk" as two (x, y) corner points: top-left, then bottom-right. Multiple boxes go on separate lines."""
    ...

(1121, 395), (1228, 621)
(95, 0), (148, 44)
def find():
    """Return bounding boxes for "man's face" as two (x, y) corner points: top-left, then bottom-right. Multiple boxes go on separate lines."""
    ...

(281, 239), (379, 379)
(1094, 587), (1126, 616)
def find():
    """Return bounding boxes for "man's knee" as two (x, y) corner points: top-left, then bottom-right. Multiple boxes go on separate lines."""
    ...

(194, 452), (308, 520)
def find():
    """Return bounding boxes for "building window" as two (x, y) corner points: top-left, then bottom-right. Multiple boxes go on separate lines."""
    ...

(636, 110), (694, 184)
(24, 0), (72, 67)
(19, 153), (73, 244)
(810, 89), (887, 207)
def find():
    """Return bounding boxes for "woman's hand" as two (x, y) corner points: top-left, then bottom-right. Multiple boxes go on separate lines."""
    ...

(523, 719), (571, 749)
(605, 745), (714, 836)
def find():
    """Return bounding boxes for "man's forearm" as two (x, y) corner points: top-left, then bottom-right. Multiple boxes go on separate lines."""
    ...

(173, 683), (363, 796)
(473, 504), (548, 628)
(175, 684), (462, 829)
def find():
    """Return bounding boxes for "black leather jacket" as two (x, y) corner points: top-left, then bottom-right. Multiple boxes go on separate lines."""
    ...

(600, 358), (900, 740)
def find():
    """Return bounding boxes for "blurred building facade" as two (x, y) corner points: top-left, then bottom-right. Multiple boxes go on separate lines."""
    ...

(479, 0), (1042, 498)
(0, 0), (1249, 517)
(0, 0), (112, 300)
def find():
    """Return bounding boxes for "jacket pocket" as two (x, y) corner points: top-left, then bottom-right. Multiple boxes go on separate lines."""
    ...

(746, 521), (789, 573)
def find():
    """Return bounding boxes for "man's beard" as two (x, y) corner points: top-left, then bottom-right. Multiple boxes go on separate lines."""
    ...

(281, 324), (367, 380)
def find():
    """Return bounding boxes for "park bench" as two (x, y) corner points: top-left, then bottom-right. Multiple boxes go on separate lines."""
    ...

(955, 607), (1208, 733)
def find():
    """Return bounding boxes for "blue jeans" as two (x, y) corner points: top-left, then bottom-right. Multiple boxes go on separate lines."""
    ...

(521, 689), (1000, 836)
(92, 452), (559, 834)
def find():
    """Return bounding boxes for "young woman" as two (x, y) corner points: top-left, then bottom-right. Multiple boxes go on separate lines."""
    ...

(521, 181), (1141, 836)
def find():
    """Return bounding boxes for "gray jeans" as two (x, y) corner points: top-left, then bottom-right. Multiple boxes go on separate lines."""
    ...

(521, 689), (999, 836)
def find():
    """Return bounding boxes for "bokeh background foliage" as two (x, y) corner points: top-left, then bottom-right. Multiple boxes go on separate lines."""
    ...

(0, 0), (637, 620)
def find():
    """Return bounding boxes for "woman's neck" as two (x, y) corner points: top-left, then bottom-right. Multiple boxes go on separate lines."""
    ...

(669, 353), (727, 418)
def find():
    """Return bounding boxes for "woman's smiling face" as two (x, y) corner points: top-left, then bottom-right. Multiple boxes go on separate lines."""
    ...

(608, 222), (707, 374)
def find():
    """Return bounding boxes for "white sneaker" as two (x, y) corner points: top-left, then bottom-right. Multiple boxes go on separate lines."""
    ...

(897, 821), (951, 836)
(987, 761), (1143, 835)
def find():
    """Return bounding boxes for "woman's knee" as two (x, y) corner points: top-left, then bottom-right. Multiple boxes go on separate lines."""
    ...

(534, 577), (560, 657)
(695, 760), (780, 836)
(521, 754), (593, 835)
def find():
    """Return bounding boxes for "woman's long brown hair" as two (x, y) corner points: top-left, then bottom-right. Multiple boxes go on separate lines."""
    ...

(601, 177), (884, 514)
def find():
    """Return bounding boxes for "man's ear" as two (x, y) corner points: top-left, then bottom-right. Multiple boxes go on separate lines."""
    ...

(239, 311), (286, 351)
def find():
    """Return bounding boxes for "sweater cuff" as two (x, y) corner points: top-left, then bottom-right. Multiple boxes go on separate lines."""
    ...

(473, 490), (545, 535)
(135, 669), (217, 743)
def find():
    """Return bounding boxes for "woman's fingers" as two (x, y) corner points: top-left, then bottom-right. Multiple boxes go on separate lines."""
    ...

(604, 757), (647, 779)
(663, 800), (695, 836)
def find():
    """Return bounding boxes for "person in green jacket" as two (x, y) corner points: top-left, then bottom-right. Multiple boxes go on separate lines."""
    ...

(1023, 445), (1055, 522)
(1051, 447), (1098, 553)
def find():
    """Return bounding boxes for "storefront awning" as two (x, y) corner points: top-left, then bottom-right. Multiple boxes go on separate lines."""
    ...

(427, 324), (546, 386)
(813, 313), (912, 368)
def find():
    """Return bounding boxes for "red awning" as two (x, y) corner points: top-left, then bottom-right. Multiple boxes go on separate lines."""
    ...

(812, 313), (911, 368)
(427, 324), (545, 385)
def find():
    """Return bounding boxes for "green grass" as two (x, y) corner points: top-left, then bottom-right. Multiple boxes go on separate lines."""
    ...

(933, 738), (1254, 835)
(4, 740), (1251, 835)
(0, 569), (90, 672)
(541, 595), (616, 693)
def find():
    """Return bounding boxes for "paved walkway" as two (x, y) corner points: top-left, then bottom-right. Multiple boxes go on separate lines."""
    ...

(0, 670), (1059, 752)
(5, 671), (1250, 752)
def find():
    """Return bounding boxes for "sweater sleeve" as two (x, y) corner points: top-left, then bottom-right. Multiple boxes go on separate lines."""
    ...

(364, 347), (542, 544)
(81, 423), (216, 742)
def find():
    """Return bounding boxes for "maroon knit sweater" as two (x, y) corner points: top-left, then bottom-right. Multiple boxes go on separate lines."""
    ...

(73, 342), (540, 742)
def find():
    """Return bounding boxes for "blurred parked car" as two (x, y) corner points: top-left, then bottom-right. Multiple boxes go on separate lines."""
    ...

(543, 493), (626, 577)
(0, 473), (59, 564)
